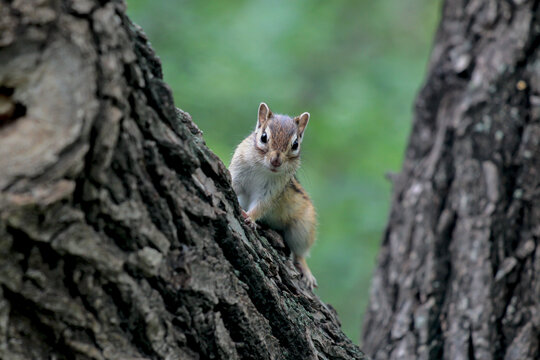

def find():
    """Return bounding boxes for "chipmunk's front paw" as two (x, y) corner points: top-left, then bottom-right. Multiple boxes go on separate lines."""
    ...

(241, 209), (250, 219)
(242, 211), (258, 230)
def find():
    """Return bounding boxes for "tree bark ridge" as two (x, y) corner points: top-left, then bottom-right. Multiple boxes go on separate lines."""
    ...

(0, 1), (365, 359)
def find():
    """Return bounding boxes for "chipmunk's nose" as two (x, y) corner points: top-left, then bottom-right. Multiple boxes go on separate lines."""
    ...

(270, 153), (282, 167)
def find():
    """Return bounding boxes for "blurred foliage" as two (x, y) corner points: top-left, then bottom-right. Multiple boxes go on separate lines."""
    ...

(127, 0), (439, 344)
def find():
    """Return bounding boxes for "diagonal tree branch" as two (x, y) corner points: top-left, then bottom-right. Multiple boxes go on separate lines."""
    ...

(0, 1), (366, 359)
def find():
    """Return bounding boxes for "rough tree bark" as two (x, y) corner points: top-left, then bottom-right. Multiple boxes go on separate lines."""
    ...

(0, 1), (366, 359)
(363, 1), (540, 360)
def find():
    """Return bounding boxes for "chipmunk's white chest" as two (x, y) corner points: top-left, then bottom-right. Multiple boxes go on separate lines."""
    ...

(234, 163), (283, 212)
(238, 169), (271, 210)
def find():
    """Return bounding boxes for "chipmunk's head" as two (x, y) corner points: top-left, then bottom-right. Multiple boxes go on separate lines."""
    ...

(253, 102), (310, 174)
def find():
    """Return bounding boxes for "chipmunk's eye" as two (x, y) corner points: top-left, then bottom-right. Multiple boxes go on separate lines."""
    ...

(291, 139), (298, 151)
(261, 132), (268, 143)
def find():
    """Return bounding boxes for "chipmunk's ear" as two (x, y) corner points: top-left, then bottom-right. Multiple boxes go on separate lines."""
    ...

(295, 112), (310, 138)
(257, 102), (272, 129)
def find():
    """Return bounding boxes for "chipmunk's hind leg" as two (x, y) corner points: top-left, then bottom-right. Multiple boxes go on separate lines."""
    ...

(295, 256), (317, 289)
(283, 221), (317, 289)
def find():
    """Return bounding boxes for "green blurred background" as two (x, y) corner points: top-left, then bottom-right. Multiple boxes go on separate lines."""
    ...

(127, 0), (439, 344)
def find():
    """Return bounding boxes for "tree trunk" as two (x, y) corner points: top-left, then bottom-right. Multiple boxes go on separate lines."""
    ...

(363, 1), (540, 359)
(0, 1), (366, 359)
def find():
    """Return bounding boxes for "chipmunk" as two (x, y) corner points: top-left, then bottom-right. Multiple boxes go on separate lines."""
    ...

(229, 102), (317, 289)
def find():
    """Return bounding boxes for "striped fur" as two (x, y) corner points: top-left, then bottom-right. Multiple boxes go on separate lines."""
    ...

(229, 103), (317, 288)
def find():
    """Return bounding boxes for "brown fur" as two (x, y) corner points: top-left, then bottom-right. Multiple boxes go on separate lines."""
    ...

(266, 114), (296, 152)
